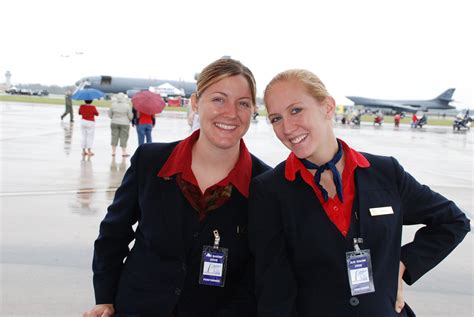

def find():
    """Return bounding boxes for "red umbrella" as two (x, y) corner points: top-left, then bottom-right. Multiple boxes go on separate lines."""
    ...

(131, 91), (166, 115)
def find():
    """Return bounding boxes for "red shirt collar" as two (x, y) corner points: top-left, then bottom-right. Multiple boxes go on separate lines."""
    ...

(158, 129), (253, 197)
(284, 138), (370, 182)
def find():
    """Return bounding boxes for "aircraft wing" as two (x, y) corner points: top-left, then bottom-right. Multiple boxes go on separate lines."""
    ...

(375, 105), (423, 113)
(346, 97), (425, 113)
(396, 103), (425, 112)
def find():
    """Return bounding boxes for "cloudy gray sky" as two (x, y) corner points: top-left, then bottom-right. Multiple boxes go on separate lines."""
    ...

(1, 0), (472, 107)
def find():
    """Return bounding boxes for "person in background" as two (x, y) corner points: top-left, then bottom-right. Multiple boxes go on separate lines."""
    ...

(108, 93), (133, 157)
(79, 100), (99, 156)
(133, 108), (155, 145)
(373, 111), (384, 126)
(187, 95), (201, 132)
(394, 113), (401, 127)
(249, 69), (470, 317)
(61, 90), (74, 122)
(83, 58), (270, 317)
(411, 112), (417, 128)
(252, 110), (259, 121)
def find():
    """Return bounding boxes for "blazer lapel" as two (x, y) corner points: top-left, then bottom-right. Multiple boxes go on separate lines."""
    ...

(353, 168), (372, 241)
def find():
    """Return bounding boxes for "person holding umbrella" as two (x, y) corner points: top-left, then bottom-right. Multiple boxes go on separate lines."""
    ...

(131, 90), (166, 145)
(78, 100), (99, 156)
(133, 109), (155, 145)
(83, 58), (270, 317)
(72, 89), (104, 156)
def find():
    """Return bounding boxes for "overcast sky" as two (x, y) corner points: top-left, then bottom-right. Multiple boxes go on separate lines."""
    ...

(1, 0), (472, 107)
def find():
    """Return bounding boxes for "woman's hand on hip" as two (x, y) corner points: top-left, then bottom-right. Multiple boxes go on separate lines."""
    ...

(395, 261), (406, 313)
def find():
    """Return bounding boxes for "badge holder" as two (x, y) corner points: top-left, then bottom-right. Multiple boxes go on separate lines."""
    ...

(199, 230), (228, 287)
(346, 238), (375, 296)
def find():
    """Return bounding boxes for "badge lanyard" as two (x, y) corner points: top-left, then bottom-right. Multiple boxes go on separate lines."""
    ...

(346, 237), (375, 296)
(199, 230), (229, 287)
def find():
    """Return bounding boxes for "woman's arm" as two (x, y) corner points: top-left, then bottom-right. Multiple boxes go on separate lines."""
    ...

(92, 149), (141, 304)
(393, 157), (470, 284)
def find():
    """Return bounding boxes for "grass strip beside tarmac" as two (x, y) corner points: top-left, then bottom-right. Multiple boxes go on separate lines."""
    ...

(0, 95), (455, 125)
(0, 95), (185, 112)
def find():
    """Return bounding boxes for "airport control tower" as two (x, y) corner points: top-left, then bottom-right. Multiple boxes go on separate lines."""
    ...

(5, 71), (11, 88)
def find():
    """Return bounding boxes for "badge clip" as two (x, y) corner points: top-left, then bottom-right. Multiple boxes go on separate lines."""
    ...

(353, 237), (364, 252)
(213, 230), (220, 249)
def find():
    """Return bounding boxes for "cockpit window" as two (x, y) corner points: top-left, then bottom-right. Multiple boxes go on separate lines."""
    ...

(101, 76), (112, 85)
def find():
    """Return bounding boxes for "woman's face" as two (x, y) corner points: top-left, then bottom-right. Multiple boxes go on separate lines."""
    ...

(194, 75), (254, 150)
(265, 79), (334, 161)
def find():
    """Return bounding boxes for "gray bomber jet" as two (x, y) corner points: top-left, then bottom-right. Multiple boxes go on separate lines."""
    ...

(75, 75), (197, 98)
(346, 88), (456, 113)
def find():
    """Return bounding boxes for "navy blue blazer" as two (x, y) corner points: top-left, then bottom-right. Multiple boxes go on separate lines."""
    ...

(249, 153), (470, 317)
(92, 141), (270, 317)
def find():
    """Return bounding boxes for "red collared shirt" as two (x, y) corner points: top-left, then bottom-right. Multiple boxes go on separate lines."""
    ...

(158, 130), (253, 220)
(285, 139), (370, 236)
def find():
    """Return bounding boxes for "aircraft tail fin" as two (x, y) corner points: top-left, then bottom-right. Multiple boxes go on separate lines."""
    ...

(435, 88), (455, 102)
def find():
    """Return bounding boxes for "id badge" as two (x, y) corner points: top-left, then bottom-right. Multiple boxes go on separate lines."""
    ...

(199, 230), (228, 287)
(346, 249), (375, 296)
(199, 245), (228, 287)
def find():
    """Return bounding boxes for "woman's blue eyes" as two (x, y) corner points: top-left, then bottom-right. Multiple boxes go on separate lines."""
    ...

(270, 107), (302, 124)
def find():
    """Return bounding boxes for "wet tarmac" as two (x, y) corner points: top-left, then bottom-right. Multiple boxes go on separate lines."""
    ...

(1, 102), (472, 316)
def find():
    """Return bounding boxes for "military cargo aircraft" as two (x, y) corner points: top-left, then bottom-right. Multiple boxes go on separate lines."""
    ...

(75, 75), (197, 98)
(346, 89), (457, 113)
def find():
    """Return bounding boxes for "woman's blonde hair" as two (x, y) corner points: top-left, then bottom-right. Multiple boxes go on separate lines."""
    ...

(264, 69), (330, 105)
(196, 58), (256, 106)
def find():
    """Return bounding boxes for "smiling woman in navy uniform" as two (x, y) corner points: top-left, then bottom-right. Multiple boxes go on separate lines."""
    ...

(83, 58), (270, 317)
(248, 69), (470, 317)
